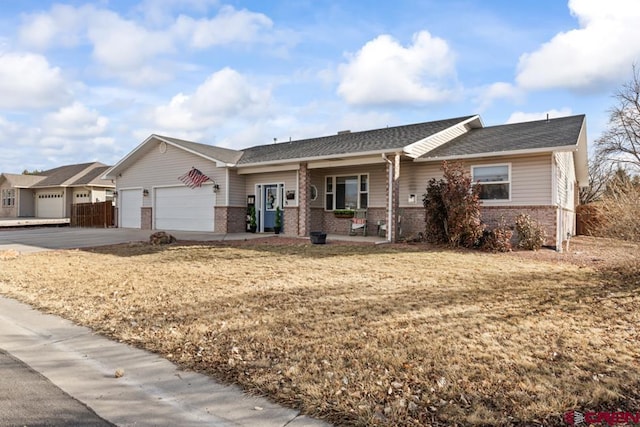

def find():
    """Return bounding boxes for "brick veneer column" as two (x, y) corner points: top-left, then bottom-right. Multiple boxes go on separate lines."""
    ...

(298, 162), (311, 237)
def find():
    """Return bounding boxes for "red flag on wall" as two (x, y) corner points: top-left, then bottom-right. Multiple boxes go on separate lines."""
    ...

(178, 167), (210, 188)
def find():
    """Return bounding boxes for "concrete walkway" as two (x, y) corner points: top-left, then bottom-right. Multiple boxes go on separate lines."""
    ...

(0, 296), (329, 427)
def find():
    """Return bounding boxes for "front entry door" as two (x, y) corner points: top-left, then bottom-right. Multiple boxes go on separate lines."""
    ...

(262, 184), (279, 231)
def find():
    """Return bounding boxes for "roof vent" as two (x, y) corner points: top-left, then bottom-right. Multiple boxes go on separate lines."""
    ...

(337, 130), (351, 135)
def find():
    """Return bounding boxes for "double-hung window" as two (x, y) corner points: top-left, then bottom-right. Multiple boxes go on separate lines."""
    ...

(325, 174), (368, 210)
(1, 189), (15, 207)
(472, 164), (510, 200)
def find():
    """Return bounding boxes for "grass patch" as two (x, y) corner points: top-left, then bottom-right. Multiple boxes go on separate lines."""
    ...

(0, 237), (638, 426)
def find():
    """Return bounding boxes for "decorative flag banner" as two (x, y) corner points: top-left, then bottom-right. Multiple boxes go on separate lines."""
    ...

(178, 167), (210, 188)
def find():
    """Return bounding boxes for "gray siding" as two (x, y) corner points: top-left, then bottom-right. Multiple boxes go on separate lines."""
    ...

(117, 142), (228, 207)
(403, 154), (553, 207)
(227, 170), (246, 207)
(554, 151), (576, 211)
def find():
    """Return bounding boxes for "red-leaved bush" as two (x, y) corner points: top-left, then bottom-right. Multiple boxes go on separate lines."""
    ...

(423, 161), (484, 248)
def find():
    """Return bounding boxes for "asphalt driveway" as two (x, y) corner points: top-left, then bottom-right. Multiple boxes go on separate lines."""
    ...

(0, 227), (254, 253)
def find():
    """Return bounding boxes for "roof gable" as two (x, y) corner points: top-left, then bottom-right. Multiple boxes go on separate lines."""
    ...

(0, 173), (46, 188)
(104, 134), (243, 179)
(32, 162), (106, 187)
(71, 166), (114, 186)
(419, 115), (586, 160)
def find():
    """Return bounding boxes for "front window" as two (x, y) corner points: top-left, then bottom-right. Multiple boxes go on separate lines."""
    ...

(325, 174), (369, 210)
(1, 189), (15, 207)
(472, 164), (510, 200)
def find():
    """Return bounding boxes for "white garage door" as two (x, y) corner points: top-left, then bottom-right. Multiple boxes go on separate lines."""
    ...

(155, 185), (215, 232)
(120, 189), (142, 228)
(36, 192), (64, 218)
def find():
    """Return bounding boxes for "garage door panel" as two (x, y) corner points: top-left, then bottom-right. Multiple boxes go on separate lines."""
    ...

(120, 189), (142, 228)
(155, 186), (214, 232)
(36, 193), (64, 218)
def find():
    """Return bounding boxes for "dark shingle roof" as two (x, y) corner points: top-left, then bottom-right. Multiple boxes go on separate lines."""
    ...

(237, 116), (476, 164)
(71, 166), (113, 186)
(0, 173), (46, 187)
(32, 162), (104, 187)
(421, 115), (585, 159)
(158, 135), (244, 164)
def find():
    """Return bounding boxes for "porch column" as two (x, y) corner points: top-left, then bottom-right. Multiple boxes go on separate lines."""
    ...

(385, 154), (401, 242)
(298, 162), (311, 237)
(391, 154), (401, 242)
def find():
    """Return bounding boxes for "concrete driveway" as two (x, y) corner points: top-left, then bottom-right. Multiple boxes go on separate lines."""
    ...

(0, 227), (262, 253)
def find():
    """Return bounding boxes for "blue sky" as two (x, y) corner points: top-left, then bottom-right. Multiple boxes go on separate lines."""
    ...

(1, 0), (639, 172)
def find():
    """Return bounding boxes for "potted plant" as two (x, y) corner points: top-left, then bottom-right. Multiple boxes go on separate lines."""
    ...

(248, 206), (257, 233)
(274, 206), (282, 234)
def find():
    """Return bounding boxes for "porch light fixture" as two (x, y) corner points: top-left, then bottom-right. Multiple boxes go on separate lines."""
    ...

(143, 189), (149, 196)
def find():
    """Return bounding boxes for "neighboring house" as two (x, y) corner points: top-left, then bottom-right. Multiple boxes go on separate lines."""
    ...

(0, 162), (115, 219)
(103, 114), (588, 248)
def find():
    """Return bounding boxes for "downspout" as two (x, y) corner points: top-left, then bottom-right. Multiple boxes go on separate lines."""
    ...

(381, 153), (393, 244)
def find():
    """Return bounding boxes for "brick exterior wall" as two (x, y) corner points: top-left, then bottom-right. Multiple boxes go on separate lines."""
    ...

(310, 208), (324, 233)
(399, 205), (560, 248)
(297, 163), (310, 236)
(481, 205), (558, 247)
(284, 207), (299, 236)
(219, 206), (247, 233)
(141, 207), (152, 230)
(308, 207), (387, 236)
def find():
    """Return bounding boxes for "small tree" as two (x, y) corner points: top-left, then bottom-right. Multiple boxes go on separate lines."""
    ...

(423, 161), (484, 248)
(595, 65), (640, 172)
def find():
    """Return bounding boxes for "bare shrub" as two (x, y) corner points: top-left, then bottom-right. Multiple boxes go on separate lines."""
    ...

(480, 217), (513, 252)
(587, 179), (640, 241)
(515, 213), (546, 250)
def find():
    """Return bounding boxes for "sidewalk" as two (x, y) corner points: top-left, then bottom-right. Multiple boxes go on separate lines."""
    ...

(0, 296), (330, 427)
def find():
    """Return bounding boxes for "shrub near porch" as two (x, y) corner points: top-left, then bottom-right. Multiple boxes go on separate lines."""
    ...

(0, 237), (638, 426)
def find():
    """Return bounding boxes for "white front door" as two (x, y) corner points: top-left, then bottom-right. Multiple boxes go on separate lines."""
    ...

(154, 185), (215, 232)
(36, 192), (64, 218)
(120, 189), (142, 228)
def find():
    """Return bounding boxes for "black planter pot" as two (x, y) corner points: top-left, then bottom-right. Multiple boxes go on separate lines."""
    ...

(249, 225), (257, 233)
(310, 231), (327, 244)
(274, 226), (281, 235)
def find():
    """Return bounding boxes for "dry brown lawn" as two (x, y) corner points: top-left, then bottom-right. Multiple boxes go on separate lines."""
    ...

(0, 236), (639, 426)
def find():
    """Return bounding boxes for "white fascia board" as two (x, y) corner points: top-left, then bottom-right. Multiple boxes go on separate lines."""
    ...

(235, 148), (403, 169)
(415, 144), (579, 162)
(236, 164), (301, 175)
(308, 156), (386, 169)
(403, 115), (482, 158)
(572, 120), (589, 187)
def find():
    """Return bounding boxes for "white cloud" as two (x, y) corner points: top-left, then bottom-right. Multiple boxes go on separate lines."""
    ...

(19, 4), (86, 50)
(43, 102), (109, 137)
(516, 0), (640, 90)
(86, 9), (175, 84)
(337, 31), (457, 105)
(152, 67), (271, 131)
(475, 82), (524, 111)
(173, 5), (273, 48)
(505, 108), (573, 124)
(0, 52), (70, 109)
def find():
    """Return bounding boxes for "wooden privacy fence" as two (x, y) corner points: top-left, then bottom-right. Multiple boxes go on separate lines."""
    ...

(71, 201), (114, 228)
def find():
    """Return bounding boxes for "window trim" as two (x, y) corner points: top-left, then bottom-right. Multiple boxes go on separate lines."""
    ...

(471, 163), (511, 202)
(1, 189), (16, 207)
(324, 173), (369, 211)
